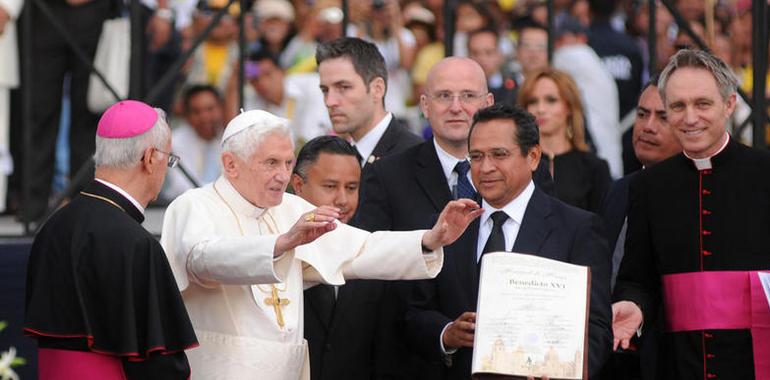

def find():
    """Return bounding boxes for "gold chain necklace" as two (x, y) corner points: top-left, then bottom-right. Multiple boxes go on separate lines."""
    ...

(80, 191), (126, 213)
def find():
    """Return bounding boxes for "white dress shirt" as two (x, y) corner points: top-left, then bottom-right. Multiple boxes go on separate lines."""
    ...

(353, 113), (392, 167)
(475, 180), (535, 261)
(433, 139), (475, 197)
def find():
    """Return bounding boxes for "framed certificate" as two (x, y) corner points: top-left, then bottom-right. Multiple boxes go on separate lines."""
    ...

(472, 252), (590, 380)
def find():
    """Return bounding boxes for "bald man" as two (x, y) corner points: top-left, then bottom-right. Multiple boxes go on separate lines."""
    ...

(351, 57), (492, 378)
(354, 57), (553, 378)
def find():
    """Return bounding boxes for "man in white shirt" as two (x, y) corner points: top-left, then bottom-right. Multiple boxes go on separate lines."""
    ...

(160, 109), (482, 380)
(405, 103), (612, 380)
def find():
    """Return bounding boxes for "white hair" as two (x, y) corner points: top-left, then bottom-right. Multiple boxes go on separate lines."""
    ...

(93, 108), (171, 169)
(221, 120), (293, 160)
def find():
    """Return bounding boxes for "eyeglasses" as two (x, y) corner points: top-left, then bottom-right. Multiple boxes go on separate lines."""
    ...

(428, 91), (486, 106)
(155, 149), (180, 168)
(468, 148), (514, 163)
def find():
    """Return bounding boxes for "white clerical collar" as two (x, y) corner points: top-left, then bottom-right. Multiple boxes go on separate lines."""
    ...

(433, 139), (469, 183)
(683, 133), (730, 170)
(215, 176), (267, 219)
(95, 178), (145, 214)
(353, 112), (392, 166)
(479, 180), (535, 227)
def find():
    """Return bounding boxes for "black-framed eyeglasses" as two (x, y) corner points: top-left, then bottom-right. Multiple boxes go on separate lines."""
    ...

(154, 149), (180, 168)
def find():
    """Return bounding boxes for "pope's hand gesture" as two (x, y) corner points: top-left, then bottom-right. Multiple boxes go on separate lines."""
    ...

(421, 199), (483, 251)
(612, 301), (643, 350)
(274, 206), (340, 256)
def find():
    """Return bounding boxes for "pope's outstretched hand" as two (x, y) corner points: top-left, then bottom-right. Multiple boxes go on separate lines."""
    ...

(274, 205), (340, 256)
(422, 199), (484, 251)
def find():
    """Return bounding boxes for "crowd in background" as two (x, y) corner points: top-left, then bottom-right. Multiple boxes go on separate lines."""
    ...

(0, 0), (767, 220)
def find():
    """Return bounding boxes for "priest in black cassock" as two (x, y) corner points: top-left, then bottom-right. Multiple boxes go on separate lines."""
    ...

(24, 100), (198, 379)
(612, 49), (770, 380)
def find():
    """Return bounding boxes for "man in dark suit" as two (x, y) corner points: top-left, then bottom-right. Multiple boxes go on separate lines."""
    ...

(355, 56), (553, 232)
(406, 104), (612, 380)
(598, 75), (681, 380)
(354, 56), (553, 378)
(355, 56), (494, 232)
(601, 75), (682, 285)
(351, 57), (495, 379)
(292, 136), (399, 380)
(317, 37), (421, 169)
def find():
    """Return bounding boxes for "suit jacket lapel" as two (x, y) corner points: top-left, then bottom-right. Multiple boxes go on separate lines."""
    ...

(415, 141), (453, 212)
(368, 118), (400, 162)
(512, 188), (553, 255)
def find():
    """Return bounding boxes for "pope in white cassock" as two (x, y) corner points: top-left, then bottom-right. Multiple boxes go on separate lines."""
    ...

(160, 110), (482, 380)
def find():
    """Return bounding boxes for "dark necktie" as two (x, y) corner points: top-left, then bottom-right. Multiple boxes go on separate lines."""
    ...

(355, 149), (364, 167)
(454, 160), (476, 200)
(480, 211), (509, 269)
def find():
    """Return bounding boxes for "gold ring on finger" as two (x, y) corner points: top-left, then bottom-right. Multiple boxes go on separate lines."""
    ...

(305, 212), (315, 222)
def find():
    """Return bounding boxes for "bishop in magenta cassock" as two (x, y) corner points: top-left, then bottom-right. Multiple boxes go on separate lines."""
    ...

(24, 101), (198, 379)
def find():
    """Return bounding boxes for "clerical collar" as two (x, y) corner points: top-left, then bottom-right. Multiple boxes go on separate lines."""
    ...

(353, 112), (392, 167)
(683, 133), (730, 170)
(479, 180), (534, 227)
(215, 176), (266, 219)
(95, 178), (145, 214)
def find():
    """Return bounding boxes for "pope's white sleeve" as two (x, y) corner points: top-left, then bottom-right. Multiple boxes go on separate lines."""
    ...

(297, 223), (444, 285)
(160, 194), (287, 290)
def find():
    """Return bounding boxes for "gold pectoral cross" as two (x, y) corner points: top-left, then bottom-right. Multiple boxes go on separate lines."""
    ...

(264, 285), (290, 328)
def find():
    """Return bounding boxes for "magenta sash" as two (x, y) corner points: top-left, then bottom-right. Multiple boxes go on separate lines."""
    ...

(38, 348), (126, 380)
(662, 271), (770, 380)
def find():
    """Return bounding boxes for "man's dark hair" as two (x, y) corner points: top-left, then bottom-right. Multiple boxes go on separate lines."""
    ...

(514, 17), (548, 35)
(249, 48), (281, 68)
(315, 37), (389, 90)
(469, 103), (540, 156)
(588, 0), (618, 20)
(641, 72), (660, 92)
(181, 84), (223, 114)
(468, 27), (499, 50)
(456, 0), (495, 29)
(293, 136), (359, 180)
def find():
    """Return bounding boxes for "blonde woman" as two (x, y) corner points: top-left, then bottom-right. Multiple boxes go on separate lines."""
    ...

(518, 68), (611, 212)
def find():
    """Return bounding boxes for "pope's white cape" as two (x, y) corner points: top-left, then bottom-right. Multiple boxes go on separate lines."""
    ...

(160, 176), (443, 380)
